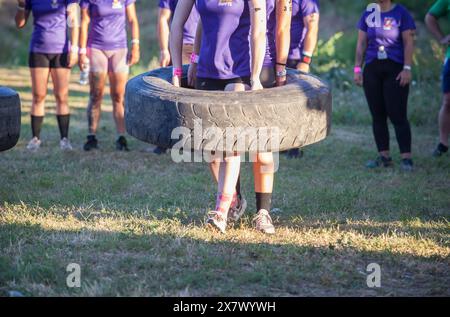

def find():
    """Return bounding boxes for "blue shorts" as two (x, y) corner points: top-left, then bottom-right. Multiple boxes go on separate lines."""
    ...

(442, 58), (450, 93)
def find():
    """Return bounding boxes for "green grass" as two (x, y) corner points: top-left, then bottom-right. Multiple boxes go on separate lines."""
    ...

(0, 66), (449, 296)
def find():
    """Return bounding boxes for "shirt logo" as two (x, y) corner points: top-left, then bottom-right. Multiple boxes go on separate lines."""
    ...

(383, 17), (395, 30)
(112, 0), (123, 9)
(218, 0), (233, 7)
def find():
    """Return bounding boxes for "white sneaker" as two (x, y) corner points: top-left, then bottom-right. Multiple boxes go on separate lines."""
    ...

(26, 137), (41, 151)
(60, 137), (73, 151)
(206, 211), (227, 233)
(253, 209), (275, 234)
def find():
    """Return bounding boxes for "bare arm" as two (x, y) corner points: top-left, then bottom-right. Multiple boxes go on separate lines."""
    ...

(15, 0), (30, 29)
(187, 19), (203, 87)
(425, 13), (445, 42)
(78, 8), (90, 69)
(169, 0), (195, 86)
(126, 3), (140, 66)
(67, 3), (80, 67)
(354, 30), (367, 86)
(302, 12), (319, 56)
(158, 8), (172, 66)
(249, 0), (267, 90)
(275, 0), (291, 84)
(396, 29), (415, 87)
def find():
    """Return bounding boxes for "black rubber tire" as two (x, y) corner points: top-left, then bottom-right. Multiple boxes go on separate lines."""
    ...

(125, 66), (332, 153)
(0, 87), (21, 152)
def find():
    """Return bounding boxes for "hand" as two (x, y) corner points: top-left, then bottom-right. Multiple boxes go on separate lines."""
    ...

(127, 44), (140, 66)
(396, 69), (412, 87)
(159, 49), (171, 67)
(172, 75), (181, 87)
(440, 35), (450, 45)
(297, 62), (310, 73)
(78, 53), (88, 71)
(354, 72), (363, 86)
(275, 76), (287, 87)
(187, 63), (197, 88)
(251, 78), (263, 91)
(68, 52), (78, 68)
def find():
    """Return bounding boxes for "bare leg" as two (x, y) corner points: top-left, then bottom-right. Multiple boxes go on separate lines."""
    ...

(108, 71), (127, 134)
(50, 67), (70, 115)
(87, 72), (107, 135)
(30, 67), (50, 117)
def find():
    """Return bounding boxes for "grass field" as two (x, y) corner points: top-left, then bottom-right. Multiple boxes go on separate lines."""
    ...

(0, 66), (449, 297)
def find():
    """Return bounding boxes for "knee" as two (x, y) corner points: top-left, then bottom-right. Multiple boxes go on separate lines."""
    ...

(257, 153), (274, 167)
(89, 89), (103, 105)
(32, 92), (46, 104)
(111, 92), (124, 105)
(54, 91), (68, 105)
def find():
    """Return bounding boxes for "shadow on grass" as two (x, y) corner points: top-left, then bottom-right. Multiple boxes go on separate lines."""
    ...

(0, 221), (448, 297)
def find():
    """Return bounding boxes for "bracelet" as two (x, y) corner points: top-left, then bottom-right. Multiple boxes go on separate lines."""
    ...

(70, 46), (79, 54)
(300, 55), (312, 65)
(403, 65), (412, 71)
(131, 39), (140, 45)
(354, 66), (362, 74)
(276, 62), (286, 67)
(276, 69), (287, 78)
(17, 5), (25, 11)
(302, 51), (313, 58)
(190, 53), (199, 64)
(79, 47), (87, 55)
(172, 67), (183, 77)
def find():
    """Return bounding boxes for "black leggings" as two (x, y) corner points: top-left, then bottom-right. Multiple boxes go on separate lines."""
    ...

(363, 59), (412, 154)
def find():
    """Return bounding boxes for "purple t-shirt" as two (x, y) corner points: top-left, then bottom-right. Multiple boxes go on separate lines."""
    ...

(357, 4), (416, 65)
(25, 0), (78, 54)
(81, 0), (136, 51)
(264, 0), (276, 67)
(159, 0), (200, 45)
(289, 0), (319, 60)
(196, 0), (251, 80)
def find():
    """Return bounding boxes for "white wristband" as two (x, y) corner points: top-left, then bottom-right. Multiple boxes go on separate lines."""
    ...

(79, 47), (87, 55)
(302, 51), (313, 58)
(17, 5), (25, 11)
(131, 39), (140, 45)
(70, 46), (79, 54)
(403, 65), (412, 71)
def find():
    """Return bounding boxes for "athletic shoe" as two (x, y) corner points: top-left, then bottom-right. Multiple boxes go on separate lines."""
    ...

(285, 148), (304, 159)
(400, 158), (414, 172)
(253, 209), (275, 235)
(227, 195), (247, 222)
(26, 137), (41, 151)
(206, 211), (227, 234)
(366, 156), (393, 169)
(116, 136), (129, 151)
(83, 135), (98, 151)
(432, 143), (448, 157)
(59, 137), (73, 151)
(153, 146), (167, 155)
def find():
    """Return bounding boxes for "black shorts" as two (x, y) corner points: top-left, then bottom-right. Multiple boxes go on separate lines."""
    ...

(195, 76), (251, 91)
(29, 52), (70, 69)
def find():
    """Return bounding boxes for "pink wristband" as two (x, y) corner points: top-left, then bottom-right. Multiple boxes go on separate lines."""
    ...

(354, 66), (362, 74)
(190, 53), (199, 64)
(172, 67), (183, 77)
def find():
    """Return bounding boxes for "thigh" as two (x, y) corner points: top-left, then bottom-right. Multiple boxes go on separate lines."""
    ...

(50, 67), (71, 96)
(383, 62), (409, 119)
(30, 67), (50, 97)
(88, 48), (109, 74)
(89, 72), (108, 98)
(363, 62), (387, 117)
(108, 48), (129, 74)
(108, 71), (128, 99)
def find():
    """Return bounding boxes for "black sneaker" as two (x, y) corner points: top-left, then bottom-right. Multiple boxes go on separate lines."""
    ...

(400, 158), (414, 172)
(116, 135), (129, 151)
(153, 146), (167, 155)
(286, 148), (304, 159)
(432, 143), (448, 157)
(83, 135), (98, 151)
(366, 156), (393, 168)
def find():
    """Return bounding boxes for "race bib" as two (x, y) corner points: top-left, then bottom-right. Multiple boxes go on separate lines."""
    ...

(112, 0), (123, 9)
(218, 0), (233, 7)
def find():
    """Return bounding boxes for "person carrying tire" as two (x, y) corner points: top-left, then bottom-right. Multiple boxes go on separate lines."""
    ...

(425, 0), (450, 157)
(170, 0), (276, 234)
(154, 0), (200, 155)
(15, 0), (80, 152)
(79, 0), (140, 152)
(354, 0), (416, 171)
(284, 0), (319, 159)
